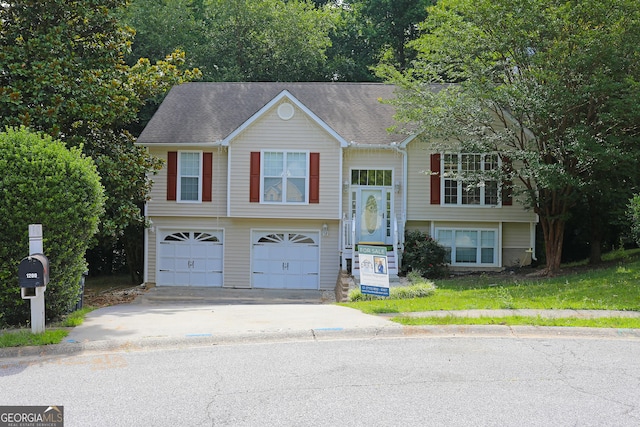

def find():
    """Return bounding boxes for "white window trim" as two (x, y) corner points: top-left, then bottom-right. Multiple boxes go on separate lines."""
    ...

(435, 227), (499, 267)
(441, 153), (502, 207)
(177, 151), (202, 203)
(260, 150), (310, 205)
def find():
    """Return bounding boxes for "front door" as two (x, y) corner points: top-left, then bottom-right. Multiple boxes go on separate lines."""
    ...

(357, 188), (388, 244)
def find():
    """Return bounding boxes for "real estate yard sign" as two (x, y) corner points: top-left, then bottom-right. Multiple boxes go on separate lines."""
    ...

(359, 245), (389, 297)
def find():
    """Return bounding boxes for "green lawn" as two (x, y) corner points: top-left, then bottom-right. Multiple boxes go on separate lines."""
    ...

(395, 316), (640, 329)
(342, 250), (640, 328)
(0, 307), (94, 348)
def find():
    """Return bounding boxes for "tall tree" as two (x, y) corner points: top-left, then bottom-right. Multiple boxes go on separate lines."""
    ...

(0, 0), (200, 280)
(325, 0), (432, 81)
(359, 0), (433, 70)
(378, 0), (640, 275)
(123, 0), (336, 82)
(120, 0), (209, 70)
(206, 0), (335, 81)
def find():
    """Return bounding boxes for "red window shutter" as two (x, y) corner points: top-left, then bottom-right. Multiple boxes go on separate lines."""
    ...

(430, 153), (441, 205)
(167, 151), (177, 201)
(502, 156), (513, 206)
(250, 152), (260, 203)
(202, 152), (213, 202)
(309, 152), (320, 204)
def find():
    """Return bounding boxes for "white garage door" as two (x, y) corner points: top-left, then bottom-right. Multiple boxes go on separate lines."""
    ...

(157, 230), (223, 287)
(252, 231), (319, 289)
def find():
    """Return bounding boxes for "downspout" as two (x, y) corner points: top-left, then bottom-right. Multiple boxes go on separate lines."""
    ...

(390, 143), (408, 220)
(143, 203), (149, 285)
(339, 143), (347, 254)
(391, 142), (408, 270)
(226, 144), (231, 217)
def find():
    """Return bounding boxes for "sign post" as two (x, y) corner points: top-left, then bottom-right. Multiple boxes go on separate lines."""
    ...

(20, 224), (47, 334)
(359, 245), (390, 297)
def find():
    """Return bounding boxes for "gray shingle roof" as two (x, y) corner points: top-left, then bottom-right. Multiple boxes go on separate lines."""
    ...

(136, 82), (406, 146)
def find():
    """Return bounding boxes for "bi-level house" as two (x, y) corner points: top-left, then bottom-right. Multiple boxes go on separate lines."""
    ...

(136, 82), (537, 291)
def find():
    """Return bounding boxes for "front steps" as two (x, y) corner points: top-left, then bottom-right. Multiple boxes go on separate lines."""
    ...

(352, 249), (399, 282)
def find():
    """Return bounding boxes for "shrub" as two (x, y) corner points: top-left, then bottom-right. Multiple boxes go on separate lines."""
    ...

(400, 230), (448, 279)
(0, 127), (105, 326)
(348, 281), (437, 302)
(629, 195), (640, 247)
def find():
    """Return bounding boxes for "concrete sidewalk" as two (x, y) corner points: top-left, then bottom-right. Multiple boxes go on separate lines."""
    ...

(2, 287), (640, 359)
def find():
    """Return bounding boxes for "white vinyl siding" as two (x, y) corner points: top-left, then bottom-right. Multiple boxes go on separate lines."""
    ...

(404, 142), (536, 223)
(228, 102), (340, 219)
(146, 148), (228, 217)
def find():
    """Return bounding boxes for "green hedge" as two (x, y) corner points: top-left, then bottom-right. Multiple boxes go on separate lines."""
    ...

(400, 230), (449, 279)
(0, 127), (104, 326)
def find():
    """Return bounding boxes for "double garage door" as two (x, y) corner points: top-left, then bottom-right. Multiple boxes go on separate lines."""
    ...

(157, 229), (319, 289)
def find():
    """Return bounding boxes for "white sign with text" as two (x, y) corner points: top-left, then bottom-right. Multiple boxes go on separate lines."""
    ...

(359, 245), (390, 297)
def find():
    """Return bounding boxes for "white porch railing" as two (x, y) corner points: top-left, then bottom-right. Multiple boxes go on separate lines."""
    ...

(342, 214), (406, 278)
(341, 215), (355, 269)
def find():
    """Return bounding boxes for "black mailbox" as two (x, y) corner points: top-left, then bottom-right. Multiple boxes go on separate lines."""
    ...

(18, 254), (49, 288)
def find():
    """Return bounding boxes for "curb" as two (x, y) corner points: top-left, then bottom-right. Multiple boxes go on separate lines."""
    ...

(2, 324), (640, 360)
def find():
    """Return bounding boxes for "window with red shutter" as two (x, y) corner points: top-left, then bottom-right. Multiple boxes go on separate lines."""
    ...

(430, 153), (441, 205)
(250, 152), (260, 202)
(167, 151), (177, 201)
(202, 152), (212, 202)
(309, 152), (319, 204)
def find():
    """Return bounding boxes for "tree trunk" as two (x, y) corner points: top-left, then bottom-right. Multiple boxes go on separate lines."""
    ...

(540, 216), (566, 276)
(587, 201), (604, 265)
(589, 236), (602, 265)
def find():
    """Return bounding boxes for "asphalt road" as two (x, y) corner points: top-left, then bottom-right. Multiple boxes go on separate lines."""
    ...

(2, 334), (639, 426)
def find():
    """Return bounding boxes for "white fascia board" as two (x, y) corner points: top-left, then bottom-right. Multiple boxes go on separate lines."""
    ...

(135, 141), (222, 147)
(221, 90), (349, 148)
(398, 134), (419, 148)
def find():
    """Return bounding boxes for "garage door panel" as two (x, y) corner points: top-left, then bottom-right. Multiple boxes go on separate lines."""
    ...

(253, 245), (271, 260)
(302, 260), (319, 274)
(206, 245), (223, 258)
(299, 274), (319, 288)
(206, 258), (223, 272)
(159, 243), (176, 258)
(158, 270), (190, 287)
(158, 256), (176, 271)
(173, 244), (191, 258)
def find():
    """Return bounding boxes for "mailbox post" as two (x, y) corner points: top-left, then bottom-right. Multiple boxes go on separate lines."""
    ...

(19, 224), (48, 334)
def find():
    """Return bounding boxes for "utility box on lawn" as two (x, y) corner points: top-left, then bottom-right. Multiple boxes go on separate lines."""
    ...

(18, 253), (49, 288)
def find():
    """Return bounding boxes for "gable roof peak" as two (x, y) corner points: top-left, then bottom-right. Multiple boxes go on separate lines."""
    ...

(137, 82), (406, 147)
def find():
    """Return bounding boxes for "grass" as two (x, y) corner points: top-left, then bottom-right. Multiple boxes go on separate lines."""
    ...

(342, 249), (640, 328)
(0, 329), (70, 348)
(62, 307), (94, 327)
(0, 274), (130, 348)
(0, 306), (94, 348)
(395, 316), (640, 329)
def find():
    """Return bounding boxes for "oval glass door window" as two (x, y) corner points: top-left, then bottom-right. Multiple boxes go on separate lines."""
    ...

(364, 194), (378, 234)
